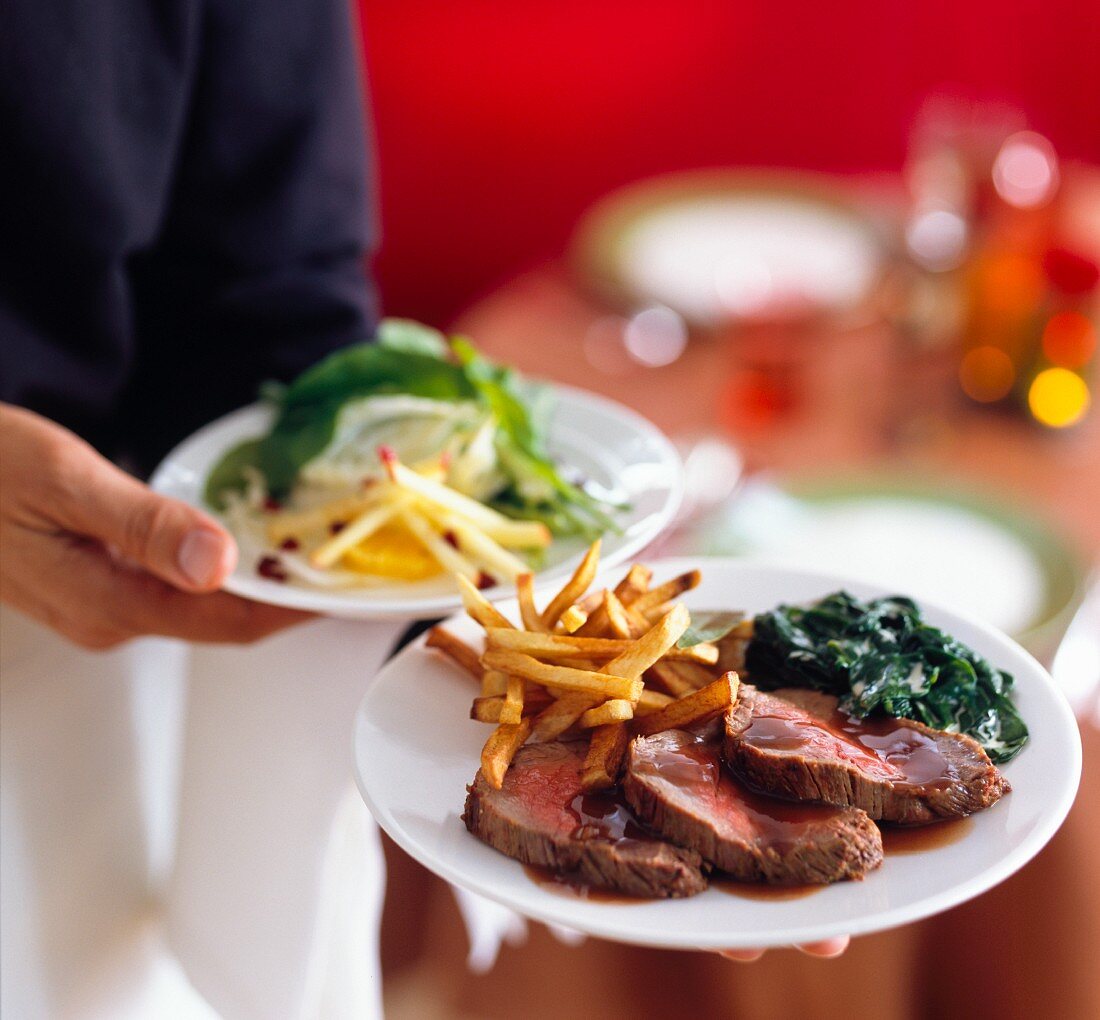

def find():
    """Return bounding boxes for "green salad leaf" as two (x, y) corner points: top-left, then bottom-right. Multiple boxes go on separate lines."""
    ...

(676, 611), (745, 648)
(745, 592), (1029, 763)
(203, 438), (263, 509)
(204, 320), (626, 539)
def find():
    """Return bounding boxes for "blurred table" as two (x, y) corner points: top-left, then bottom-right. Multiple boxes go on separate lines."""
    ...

(380, 265), (1100, 1020)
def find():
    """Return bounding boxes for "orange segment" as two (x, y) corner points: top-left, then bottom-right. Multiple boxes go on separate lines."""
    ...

(341, 522), (444, 580)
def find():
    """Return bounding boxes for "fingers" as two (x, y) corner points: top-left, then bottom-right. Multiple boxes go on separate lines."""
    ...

(718, 935), (850, 964)
(5, 405), (236, 593)
(11, 528), (309, 647)
(49, 450), (238, 594)
(719, 948), (766, 963)
(795, 936), (850, 958)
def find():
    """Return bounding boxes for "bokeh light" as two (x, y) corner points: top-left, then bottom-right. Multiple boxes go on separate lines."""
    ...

(1041, 311), (1097, 368)
(906, 208), (968, 271)
(992, 131), (1060, 209)
(623, 305), (688, 367)
(1027, 367), (1090, 428)
(958, 345), (1016, 403)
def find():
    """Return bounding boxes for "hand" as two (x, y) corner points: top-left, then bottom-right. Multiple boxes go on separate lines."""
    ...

(719, 936), (850, 962)
(1, 403), (309, 648)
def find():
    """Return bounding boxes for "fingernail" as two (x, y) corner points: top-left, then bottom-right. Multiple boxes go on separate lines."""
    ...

(719, 949), (766, 963)
(178, 528), (228, 587)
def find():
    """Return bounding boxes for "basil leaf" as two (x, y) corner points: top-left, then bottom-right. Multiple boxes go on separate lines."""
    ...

(377, 318), (450, 357)
(258, 343), (476, 497)
(677, 611), (745, 648)
(204, 438), (263, 510)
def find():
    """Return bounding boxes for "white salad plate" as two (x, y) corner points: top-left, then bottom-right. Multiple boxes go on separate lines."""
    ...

(352, 558), (1082, 950)
(150, 386), (682, 620)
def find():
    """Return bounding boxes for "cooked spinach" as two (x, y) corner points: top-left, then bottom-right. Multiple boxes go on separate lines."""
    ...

(746, 592), (1028, 763)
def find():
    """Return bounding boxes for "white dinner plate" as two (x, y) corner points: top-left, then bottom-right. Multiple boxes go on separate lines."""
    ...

(352, 558), (1082, 949)
(576, 172), (883, 325)
(149, 386), (682, 620)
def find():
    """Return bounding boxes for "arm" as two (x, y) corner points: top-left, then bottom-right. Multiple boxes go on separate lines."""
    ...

(0, 0), (372, 647)
(121, 0), (378, 471)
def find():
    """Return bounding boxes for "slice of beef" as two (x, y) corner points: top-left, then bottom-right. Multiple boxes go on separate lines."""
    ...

(463, 739), (707, 898)
(623, 728), (883, 884)
(724, 685), (1011, 825)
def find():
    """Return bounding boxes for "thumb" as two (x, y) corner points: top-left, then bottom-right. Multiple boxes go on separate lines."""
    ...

(61, 455), (238, 594)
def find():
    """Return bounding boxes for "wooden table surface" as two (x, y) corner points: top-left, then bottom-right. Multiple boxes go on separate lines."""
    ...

(380, 264), (1100, 1020)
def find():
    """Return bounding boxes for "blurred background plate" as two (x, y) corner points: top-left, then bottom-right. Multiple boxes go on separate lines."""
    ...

(575, 171), (887, 325)
(679, 474), (1085, 661)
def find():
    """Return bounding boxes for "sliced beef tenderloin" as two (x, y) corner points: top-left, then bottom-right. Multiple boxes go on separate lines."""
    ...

(724, 686), (1011, 825)
(463, 739), (707, 898)
(623, 728), (883, 885)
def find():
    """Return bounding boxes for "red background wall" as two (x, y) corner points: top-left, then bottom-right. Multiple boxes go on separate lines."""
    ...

(357, 1), (1100, 325)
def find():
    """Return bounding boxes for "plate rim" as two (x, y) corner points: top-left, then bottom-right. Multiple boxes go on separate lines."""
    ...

(149, 384), (684, 620)
(352, 556), (1083, 949)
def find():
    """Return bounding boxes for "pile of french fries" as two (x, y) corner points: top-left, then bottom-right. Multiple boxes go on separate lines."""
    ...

(261, 446), (550, 584)
(426, 541), (753, 792)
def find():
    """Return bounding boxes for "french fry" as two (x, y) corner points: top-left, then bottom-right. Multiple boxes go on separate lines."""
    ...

(399, 508), (481, 581)
(482, 628), (716, 664)
(481, 670), (508, 697)
(631, 570), (701, 614)
(558, 605), (588, 633)
(647, 661), (699, 697)
(540, 540), (601, 629)
(382, 451), (551, 547)
(425, 627), (481, 679)
(600, 603), (690, 681)
(635, 689), (675, 716)
(309, 498), (404, 568)
(501, 675), (525, 725)
(471, 696), (506, 723)
(574, 590), (612, 637)
(481, 650), (642, 701)
(580, 722), (629, 791)
(480, 718), (533, 789)
(530, 692), (598, 742)
(579, 698), (634, 728)
(602, 590), (635, 640)
(523, 684), (555, 712)
(474, 690), (551, 720)
(632, 672), (740, 736)
(577, 590), (605, 614)
(516, 573), (548, 632)
(456, 574), (514, 629)
(265, 494), (375, 545)
(614, 564), (653, 606)
(668, 660), (718, 688)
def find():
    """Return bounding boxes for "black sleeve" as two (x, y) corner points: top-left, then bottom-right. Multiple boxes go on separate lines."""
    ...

(120, 0), (378, 470)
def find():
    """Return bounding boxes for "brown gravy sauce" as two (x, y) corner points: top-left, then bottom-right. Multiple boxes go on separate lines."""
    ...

(522, 729), (970, 900)
(712, 879), (823, 901)
(522, 864), (645, 903)
(742, 703), (958, 789)
(635, 732), (850, 835)
(566, 789), (652, 849)
(520, 787), (657, 902)
(879, 817), (973, 854)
